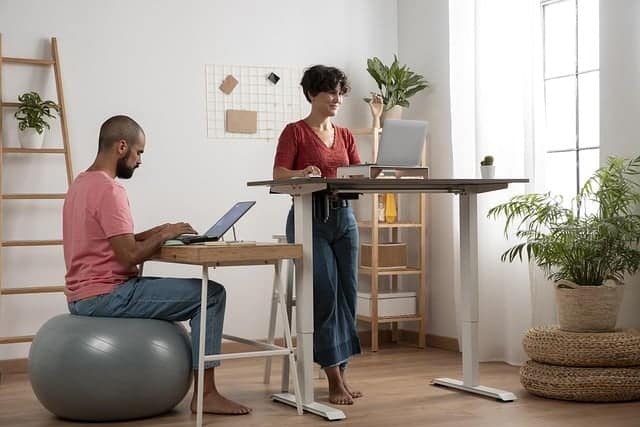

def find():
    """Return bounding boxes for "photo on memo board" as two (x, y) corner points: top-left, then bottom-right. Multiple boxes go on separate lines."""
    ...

(225, 110), (258, 134)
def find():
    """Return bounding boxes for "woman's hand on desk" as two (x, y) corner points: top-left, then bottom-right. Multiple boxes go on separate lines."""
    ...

(302, 165), (322, 177)
(273, 165), (322, 179)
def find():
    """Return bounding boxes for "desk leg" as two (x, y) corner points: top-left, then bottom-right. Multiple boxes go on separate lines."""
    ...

(196, 266), (209, 427)
(432, 193), (516, 402)
(272, 193), (346, 420)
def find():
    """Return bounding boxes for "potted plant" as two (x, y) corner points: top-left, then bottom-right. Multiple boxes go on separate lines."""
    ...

(364, 54), (429, 124)
(488, 155), (640, 332)
(480, 155), (495, 178)
(14, 91), (61, 149)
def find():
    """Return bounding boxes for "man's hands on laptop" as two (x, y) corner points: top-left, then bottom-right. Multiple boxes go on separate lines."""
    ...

(162, 222), (197, 240)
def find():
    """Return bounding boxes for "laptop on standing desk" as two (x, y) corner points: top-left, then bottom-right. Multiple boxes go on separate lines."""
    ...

(337, 119), (429, 178)
(170, 201), (256, 245)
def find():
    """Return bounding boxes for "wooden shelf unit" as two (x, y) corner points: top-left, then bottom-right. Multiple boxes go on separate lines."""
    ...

(351, 127), (428, 352)
(0, 34), (74, 374)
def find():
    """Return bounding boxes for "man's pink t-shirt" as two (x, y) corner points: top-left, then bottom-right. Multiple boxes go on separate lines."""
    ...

(63, 170), (138, 302)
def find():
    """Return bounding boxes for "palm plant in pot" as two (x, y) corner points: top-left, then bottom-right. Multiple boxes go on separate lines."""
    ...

(14, 91), (61, 149)
(488, 155), (640, 332)
(364, 54), (429, 125)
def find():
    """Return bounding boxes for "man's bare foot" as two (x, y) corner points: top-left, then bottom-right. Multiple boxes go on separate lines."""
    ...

(190, 392), (251, 415)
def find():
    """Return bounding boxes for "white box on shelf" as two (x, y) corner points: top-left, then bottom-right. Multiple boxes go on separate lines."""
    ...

(357, 291), (417, 317)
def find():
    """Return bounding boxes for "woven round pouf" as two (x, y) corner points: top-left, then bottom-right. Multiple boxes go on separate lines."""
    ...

(520, 360), (640, 402)
(523, 326), (640, 367)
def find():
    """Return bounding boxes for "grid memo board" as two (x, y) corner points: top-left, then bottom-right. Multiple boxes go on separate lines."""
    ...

(206, 64), (306, 141)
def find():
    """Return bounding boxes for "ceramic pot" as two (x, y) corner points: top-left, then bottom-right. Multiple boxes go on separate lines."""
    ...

(18, 128), (46, 149)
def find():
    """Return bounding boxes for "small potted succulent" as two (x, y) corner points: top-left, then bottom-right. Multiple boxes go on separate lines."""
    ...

(480, 155), (495, 179)
(14, 91), (61, 149)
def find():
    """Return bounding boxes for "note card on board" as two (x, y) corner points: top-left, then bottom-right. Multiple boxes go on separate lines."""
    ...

(225, 110), (258, 134)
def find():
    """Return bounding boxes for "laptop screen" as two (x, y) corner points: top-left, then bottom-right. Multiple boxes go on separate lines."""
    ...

(204, 201), (256, 239)
(377, 119), (428, 166)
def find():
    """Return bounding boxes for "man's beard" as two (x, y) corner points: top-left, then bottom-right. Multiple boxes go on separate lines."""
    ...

(116, 151), (136, 179)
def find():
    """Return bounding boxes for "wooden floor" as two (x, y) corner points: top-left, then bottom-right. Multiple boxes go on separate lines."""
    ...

(1, 345), (638, 427)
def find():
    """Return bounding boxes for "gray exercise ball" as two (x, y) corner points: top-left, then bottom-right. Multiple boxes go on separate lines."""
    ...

(29, 314), (193, 422)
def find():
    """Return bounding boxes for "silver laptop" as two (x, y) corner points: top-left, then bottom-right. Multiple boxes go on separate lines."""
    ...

(336, 119), (428, 178)
(376, 119), (428, 167)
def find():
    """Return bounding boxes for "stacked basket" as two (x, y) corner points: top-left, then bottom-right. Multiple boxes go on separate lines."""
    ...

(520, 326), (640, 402)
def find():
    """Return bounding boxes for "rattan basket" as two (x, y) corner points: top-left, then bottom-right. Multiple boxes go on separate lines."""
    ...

(520, 360), (640, 402)
(523, 326), (640, 367)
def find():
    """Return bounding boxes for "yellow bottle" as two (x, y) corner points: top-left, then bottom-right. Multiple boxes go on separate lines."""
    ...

(384, 193), (397, 223)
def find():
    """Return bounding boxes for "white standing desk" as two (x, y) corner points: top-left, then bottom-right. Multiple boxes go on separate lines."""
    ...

(248, 177), (528, 419)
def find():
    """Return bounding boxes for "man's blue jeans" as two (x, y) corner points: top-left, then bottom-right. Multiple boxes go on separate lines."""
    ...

(68, 276), (225, 369)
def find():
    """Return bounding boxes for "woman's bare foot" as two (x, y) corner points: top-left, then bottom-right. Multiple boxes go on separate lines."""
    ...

(190, 391), (251, 415)
(340, 368), (363, 399)
(325, 366), (354, 405)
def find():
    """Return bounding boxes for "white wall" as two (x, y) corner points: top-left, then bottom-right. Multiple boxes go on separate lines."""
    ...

(600, 0), (640, 327)
(0, 0), (398, 360)
(398, 0), (457, 338)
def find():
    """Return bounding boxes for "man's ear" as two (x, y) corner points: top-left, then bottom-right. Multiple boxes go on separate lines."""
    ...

(115, 139), (128, 156)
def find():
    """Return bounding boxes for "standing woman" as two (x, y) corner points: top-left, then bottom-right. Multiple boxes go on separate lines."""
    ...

(272, 65), (362, 405)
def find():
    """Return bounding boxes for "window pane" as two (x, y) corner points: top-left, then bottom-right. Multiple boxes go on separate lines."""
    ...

(545, 151), (578, 206)
(578, 148), (600, 215)
(545, 76), (576, 151)
(578, 0), (599, 71)
(544, 0), (576, 78)
(578, 148), (599, 187)
(578, 71), (599, 149)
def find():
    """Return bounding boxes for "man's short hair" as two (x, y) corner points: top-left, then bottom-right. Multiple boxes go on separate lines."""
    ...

(98, 115), (144, 152)
(300, 65), (351, 102)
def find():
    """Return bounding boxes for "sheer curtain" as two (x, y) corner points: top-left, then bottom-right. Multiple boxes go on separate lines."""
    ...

(449, 0), (553, 365)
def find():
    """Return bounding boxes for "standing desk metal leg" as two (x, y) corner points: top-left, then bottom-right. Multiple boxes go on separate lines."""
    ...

(281, 255), (295, 391)
(196, 266), (209, 427)
(272, 193), (346, 420)
(431, 194), (516, 402)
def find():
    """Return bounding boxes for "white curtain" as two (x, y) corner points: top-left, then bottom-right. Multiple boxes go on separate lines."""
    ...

(448, 0), (554, 365)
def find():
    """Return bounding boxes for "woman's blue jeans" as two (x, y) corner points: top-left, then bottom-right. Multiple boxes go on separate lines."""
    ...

(286, 202), (361, 368)
(68, 276), (226, 369)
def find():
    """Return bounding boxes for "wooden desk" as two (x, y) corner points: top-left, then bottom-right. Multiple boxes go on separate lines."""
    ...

(248, 178), (528, 420)
(151, 242), (304, 426)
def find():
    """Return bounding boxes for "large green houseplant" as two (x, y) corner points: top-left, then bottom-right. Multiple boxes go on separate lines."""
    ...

(364, 55), (429, 119)
(488, 155), (640, 331)
(14, 91), (60, 148)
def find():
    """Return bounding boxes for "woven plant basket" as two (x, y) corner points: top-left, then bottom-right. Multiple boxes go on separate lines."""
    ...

(523, 326), (640, 367)
(520, 360), (640, 402)
(555, 279), (624, 332)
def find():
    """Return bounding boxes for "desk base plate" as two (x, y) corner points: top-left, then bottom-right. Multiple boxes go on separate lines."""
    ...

(272, 393), (346, 420)
(432, 378), (517, 401)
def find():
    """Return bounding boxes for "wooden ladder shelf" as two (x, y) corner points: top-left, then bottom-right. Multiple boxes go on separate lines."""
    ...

(0, 34), (74, 360)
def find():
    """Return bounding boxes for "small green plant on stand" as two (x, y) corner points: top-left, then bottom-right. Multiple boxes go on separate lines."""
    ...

(14, 91), (60, 148)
